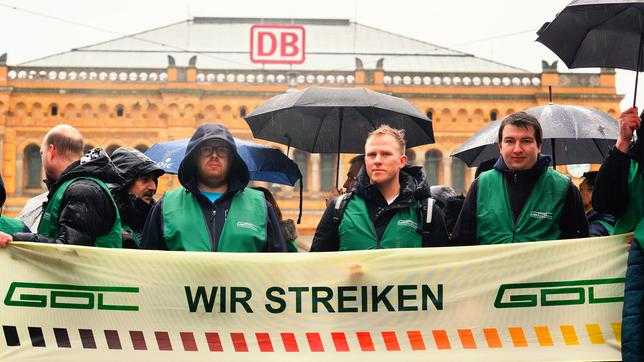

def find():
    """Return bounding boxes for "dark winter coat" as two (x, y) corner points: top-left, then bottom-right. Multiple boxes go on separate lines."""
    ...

(17, 148), (123, 246)
(310, 164), (449, 252)
(141, 124), (286, 252)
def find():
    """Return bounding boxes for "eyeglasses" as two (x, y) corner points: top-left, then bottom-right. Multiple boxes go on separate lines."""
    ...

(199, 144), (230, 158)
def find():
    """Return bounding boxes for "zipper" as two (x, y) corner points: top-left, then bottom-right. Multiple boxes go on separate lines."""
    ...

(211, 209), (217, 251)
(372, 207), (384, 249)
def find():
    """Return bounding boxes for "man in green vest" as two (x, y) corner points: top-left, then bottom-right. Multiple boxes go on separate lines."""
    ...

(109, 147), (164, 249)
(310, 125), (448, 251)
(452, 111), (588, 245)
(593, 107), (644, 361)
(6, 125), (123, 247)
(141, 123), (286, 252)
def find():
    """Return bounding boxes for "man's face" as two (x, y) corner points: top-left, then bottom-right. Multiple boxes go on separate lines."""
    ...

(498, 124), (542, 171)
(128, 175), (158, 204)
(579, 179), (593, 211)
(342, 161), (362, 191)
(40, 140), (56, 182)
(196, 140), (231, 185)
(364, 134), (406, 186)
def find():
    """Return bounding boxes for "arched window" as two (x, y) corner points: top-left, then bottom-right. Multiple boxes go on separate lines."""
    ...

(451, 157), (467, 193)
(405, 149), (416, 165)
(293, 150), (309, 191)
(425, 150), (443, 187)
(115, 105), (124, 117)
(239, 106), (247, 118)
(106, 144), (121, 156)
(135, 144), (149, 153)
(24, 144), (42, 189)
(490, 110), (498, 121)
(426, 109), (434, 120)
(320, 154), (336, 191)
(49, 104), (58, 116)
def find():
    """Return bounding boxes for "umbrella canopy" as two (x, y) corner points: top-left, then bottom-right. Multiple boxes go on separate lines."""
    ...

(536, 0), (644, 105)
(451, 104), (619, 167)
(244, 87), (434, 154)
(145, 138), (302, 186)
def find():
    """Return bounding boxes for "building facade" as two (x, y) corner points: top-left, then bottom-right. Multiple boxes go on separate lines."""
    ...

(0, 18), (622, 234)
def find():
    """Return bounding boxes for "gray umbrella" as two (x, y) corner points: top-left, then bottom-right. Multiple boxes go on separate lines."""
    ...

(536, 0), (644, 106)
(451, 104), (619, 167)
(245, 86), (434, 186)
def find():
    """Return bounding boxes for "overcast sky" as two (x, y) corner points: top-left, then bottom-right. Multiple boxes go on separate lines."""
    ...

(0, 0), (639, 110)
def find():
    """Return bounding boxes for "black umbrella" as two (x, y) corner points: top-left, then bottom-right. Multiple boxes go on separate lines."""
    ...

(451, 104), (619, 167)
(245, 86), (434, 187)
(536, 0), (644, 106)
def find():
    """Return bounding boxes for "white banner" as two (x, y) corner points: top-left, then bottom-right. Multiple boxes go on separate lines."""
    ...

(0, 234), (629, 361)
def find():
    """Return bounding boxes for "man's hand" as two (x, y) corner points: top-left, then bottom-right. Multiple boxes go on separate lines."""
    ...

(0, 232), (12, 248)
(325, 188), (342, 206)
(616, 107), (641, 154)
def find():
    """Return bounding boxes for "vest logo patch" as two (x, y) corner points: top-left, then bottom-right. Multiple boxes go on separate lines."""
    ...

(237, 221), (259, 232)
(397, 219), (418, 229)
(42, 212), (50, 221)
(529, 211), (553, 220)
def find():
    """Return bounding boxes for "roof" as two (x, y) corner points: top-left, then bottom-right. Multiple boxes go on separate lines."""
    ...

(20, 17), (530, 74)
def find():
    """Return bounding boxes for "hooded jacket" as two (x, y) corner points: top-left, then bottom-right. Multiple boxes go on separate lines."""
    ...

(451, 155), (588, 245)
(310, 164), (449, 251)
(141, 124), (286, 252)
(109, 147), (165, 248)
(29, 148), (123, 246)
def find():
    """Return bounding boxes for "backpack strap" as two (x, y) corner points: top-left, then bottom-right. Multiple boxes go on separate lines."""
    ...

(331, 192), (353, 225)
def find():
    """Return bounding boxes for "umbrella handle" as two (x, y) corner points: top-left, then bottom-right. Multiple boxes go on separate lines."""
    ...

(634, 26), (644, 108)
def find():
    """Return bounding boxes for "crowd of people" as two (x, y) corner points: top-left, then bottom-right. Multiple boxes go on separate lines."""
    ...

(0, 109), (643, 358)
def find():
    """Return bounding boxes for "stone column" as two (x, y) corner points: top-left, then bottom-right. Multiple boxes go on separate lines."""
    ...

(443, 156), (452, 188)
(15, 150), (23, 196)
(310, 154), (321, 192)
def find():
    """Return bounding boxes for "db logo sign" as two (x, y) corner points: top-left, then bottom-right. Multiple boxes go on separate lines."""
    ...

(250, 25), (306, 64)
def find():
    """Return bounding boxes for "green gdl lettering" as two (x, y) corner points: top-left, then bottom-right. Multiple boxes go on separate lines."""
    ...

(4, 282), (139, 311)
(494, 278), (624, 308)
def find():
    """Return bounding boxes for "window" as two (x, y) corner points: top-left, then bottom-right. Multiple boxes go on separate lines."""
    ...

(490, 110), (498, 121)
(451, 157), (467, 193)
(106, 144), (121, 156)
(320, 154), (336, 191)
(135, 144), (149, 153)
(25, 145), (42, 189)
(116, 105), (124, 117)
(426, 110), (433, 120)
(405, 150), (416, 165)
(425, 150), (442, 187)
(50, 104), (58, 116)
(239, 106), (247, 118)
(293, 150), (309, 191)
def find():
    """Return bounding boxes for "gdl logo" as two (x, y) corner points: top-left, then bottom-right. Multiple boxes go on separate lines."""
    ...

(4, 282), (139, 311)
(494, 278), (624, 308)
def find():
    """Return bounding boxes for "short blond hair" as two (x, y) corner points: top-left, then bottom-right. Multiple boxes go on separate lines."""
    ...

(366, 125), (406, 154)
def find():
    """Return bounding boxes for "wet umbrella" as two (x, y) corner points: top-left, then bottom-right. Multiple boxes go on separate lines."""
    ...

(536, 0), (644, 106)
(451, 104), (619, 167)
(244, 86), (434, 187)
(145, 138), (302, 186)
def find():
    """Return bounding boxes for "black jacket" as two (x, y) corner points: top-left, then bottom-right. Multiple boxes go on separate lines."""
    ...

(310, 164), (449, 252)
(593, 144), (643, 217)
(452, 155), (589, 245)
(30, 149), (122, 246)
(587, 210), (616, 237)
(109, 147), (165, 248)
(141, 124), (286, 252)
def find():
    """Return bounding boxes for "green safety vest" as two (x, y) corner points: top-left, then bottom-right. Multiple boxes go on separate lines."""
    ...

(122, 223), (141, 248)
(338, 194), (422, 250)
(614, 160), (644, 248)
(476, 168), (569, 244)
(162, 187), (267, 252)
(0, 216), (25, 234)
(37, 177), (122, 248)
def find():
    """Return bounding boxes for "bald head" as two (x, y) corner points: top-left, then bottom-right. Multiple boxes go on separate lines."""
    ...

(43, 124), (84, 160)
